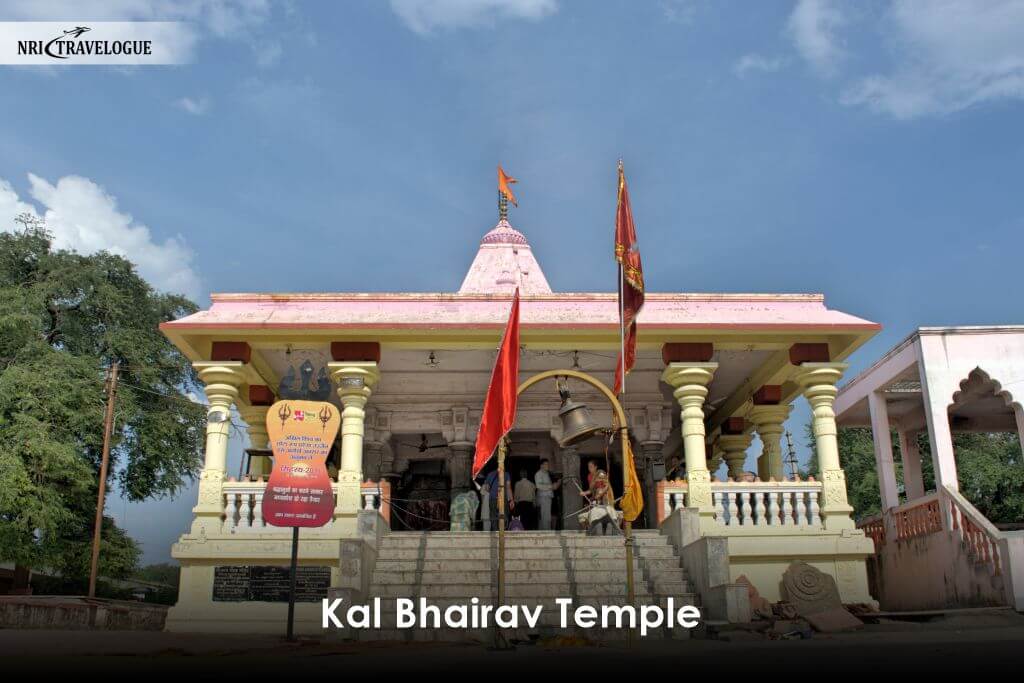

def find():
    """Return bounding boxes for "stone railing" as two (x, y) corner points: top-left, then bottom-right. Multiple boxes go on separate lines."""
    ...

(858, 514), (885, 552)
(946, 486), (1005, 578)
(657, 479), (824, 529)
(893, 494), (943, 541)
(221, 480), (388, 533)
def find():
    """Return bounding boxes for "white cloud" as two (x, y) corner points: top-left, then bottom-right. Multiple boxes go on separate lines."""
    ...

(733, 53), (786, 78)
(786, 0), (846, 77)
(841, 0), (1024, 119)
(0, 0), (273, 65)
(390, 0), (558, 35)
(0, 174), (201, 299)
(174, 96), (210, 115)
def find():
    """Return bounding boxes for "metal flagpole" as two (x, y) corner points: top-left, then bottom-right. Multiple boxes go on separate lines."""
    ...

(616, 159), (637, 644)
(497, 437), (507, 605)
(619, 261), (636, 645)
(492, 437), (512, 650)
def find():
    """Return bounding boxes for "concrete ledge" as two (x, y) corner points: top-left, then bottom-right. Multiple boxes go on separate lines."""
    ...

(0, 596), (167, 631)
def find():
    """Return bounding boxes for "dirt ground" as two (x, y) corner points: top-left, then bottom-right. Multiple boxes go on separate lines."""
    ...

(3, 610), (1023, 673)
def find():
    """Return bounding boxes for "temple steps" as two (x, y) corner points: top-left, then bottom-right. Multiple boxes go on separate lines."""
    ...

(373, 557), (683, 572)
(376, 546), (679, 561)
(358, 530), (697, 642)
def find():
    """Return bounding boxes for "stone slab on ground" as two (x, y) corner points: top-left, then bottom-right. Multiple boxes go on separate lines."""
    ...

(805, 608), (863, 633)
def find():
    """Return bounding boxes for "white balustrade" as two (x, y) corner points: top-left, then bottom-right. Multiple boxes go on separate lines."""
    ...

(710, 482), (824, 528)
(220, 481), (383, 533)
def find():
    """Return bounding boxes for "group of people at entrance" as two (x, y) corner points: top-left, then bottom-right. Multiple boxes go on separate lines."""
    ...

(479, 459), (620, 535)
(483, 459), (561, 531)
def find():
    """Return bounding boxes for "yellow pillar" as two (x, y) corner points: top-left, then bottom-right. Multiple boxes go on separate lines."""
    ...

(661, 362), (717, 522)
(238, 405), (272, 478)
(717, 432), (752, 480)
(328, 361), (380, 516)
(748, 404), (791, 481)
(795, 362), (854, 531)
(192, 362), (245, 534)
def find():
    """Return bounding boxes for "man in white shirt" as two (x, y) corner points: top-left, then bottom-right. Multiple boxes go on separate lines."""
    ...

(534, 459), (561, 531)
(513, 469), (537, 529)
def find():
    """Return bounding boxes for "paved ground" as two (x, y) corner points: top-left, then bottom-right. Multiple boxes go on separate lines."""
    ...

(3, 611), (1024, 673)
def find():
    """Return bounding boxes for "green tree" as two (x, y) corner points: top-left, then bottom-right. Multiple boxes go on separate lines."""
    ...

(0, 224), (205, 582)
(806, 424), (1024, 523)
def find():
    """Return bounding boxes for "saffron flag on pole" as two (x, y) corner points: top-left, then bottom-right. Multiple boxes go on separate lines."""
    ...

(620, 435), (643, 523)
(614, 160), (645, 396)
(498, 165), (518, 207)
(472, 288), (521, 478)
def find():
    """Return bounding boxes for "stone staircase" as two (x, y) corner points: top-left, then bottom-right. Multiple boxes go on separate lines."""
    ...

(360, 529), (698, 641)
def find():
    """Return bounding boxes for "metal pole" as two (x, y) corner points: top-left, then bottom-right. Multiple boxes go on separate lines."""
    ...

(286, 526), (299, 641)
(497, 438), (507, 605)
(618, 430), (634, 643)
(619, 249), (636, 643)
(88, 361), (119, 598)
(618, 262), (627, 395)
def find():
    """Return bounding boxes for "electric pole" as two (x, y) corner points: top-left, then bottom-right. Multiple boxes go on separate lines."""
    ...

(88, 361), (119, 598)
(785, 430), (799, 481)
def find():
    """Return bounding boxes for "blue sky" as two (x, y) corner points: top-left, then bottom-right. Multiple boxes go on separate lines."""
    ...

(2, 1), (1023, 563)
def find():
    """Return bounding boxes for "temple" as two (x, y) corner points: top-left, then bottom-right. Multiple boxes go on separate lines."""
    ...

(162, 214), (881, 634)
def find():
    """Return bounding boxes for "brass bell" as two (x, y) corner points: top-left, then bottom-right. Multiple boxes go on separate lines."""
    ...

(556, 378), (601, 448)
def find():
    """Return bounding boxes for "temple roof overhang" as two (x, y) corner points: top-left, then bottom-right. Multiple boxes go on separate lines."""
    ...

(160, 291), (879, 367)
(163, 291), (877, 333)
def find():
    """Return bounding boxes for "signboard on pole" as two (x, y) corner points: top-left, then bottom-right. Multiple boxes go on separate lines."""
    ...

(262, 400), (340, 528)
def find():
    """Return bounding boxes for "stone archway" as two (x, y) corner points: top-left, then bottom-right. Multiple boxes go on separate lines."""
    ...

(950, 368), (1022, 439)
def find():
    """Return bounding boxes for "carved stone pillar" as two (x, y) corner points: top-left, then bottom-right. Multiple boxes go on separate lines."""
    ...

(748, 404), (791, 481)
(796, 362), (854, 531)
(192, 361), (245, 534)
(661, 362), (718, 521)
(639, 441), (663, 528)
(448, 441), (474, 499)
(328, 361), (380, 517)
(718, 433), (752, 480)
(706, 442), (723, 477)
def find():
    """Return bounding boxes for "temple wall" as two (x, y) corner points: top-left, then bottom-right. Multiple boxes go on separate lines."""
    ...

(868, 530), (1007, 612)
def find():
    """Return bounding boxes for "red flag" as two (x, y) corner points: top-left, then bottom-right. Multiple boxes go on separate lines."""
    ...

(472, 289), (521, 478)
(614, 161), (645, 395)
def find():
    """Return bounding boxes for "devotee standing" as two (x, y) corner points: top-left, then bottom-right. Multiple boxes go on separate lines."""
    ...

(513, 469), (537, 529)
(483, 469), (512, 532)
(534, 459), (560, 530)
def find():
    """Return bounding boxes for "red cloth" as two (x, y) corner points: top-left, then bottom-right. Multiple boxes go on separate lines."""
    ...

(472, 289), (521, 478)
(614, 163), (645, 395)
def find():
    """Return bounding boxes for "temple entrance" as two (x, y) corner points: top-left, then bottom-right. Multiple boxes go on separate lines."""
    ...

(393, 459), (450, 531)
(506, 454), (541, 530)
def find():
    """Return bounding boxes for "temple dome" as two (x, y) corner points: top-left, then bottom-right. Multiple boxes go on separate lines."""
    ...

(458, 219), (552, 294)
(480, 220), (529, 245)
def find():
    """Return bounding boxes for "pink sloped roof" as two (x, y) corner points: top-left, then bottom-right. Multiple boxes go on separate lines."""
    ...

(161, 292), (880, 332)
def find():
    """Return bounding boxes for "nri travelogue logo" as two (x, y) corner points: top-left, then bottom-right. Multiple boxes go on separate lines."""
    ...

(0, 22), (191, 65)
(17, 26), (154, 59)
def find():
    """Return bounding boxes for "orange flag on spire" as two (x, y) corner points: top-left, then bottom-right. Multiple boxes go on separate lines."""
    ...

(498, 165), (518, 207)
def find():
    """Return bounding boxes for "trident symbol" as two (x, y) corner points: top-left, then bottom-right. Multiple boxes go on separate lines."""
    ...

(318, 405), (332, 433)
(277, 403), (291, 427)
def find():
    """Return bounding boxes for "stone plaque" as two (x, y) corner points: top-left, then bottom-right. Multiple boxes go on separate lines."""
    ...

(212, 565), (331, 603)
